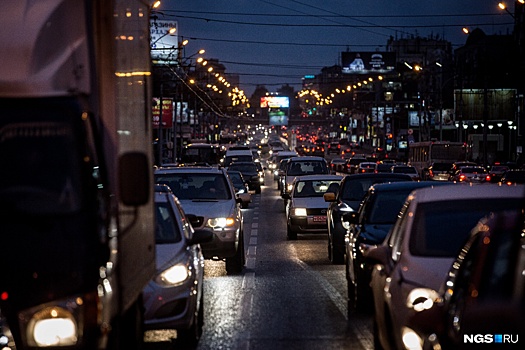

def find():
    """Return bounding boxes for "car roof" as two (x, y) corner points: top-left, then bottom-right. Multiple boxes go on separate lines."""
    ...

(342, 173), (412, 182)
(410, 184), (525, 203)
(293, 174), (343, 181)
(155, 166), (224, 174)
(369, 181), (453, 192)
(287, 156), (326, 162)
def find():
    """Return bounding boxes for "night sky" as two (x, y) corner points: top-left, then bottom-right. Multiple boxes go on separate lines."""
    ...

(153, 0), (514, 96)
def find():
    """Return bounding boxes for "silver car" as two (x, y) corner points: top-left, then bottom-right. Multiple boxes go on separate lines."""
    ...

(154, 166), (246, 274)
(143, 185), (212, 345)
(365, 184), (525, 350)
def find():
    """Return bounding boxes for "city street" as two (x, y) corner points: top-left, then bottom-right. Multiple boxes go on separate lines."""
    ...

(144, 169), (374, 349)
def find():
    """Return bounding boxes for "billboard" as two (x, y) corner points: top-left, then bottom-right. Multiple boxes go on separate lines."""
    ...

(150, 19), (179, 62)
(260, 96), (290, 108)
(269, 110), (288, 126)
(341, 52), (396, 74)
(152, 98), (173, 128)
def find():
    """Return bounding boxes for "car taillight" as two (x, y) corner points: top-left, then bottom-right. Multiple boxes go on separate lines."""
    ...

(485, 175), (491, 181)
(459, 174), (466, 181)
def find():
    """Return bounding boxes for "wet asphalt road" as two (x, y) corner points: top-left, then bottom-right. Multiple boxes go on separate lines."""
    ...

(144, 170), (374, 350)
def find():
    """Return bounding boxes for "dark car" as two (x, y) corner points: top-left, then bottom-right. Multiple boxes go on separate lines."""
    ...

(488, 164), (509, 183)
(499, 169), (525, 185)
(323, 173), (413, 264)
(227, 170), (251, 208)
(344, 181), (453, 312)
(427, 161), (453, 181)
(228, 161), (263, 194)
(405, 209), (525, 350)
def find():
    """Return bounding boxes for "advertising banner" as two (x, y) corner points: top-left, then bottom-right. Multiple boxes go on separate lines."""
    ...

(260, 96), (290, 108)
(152, 98), (173, 128)
(150, 19), (179, 62)
(341, 52), (396, 74)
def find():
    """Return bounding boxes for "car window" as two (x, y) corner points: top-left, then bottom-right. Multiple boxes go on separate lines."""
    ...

(155, 202), (182, 244)
(287, 161), (327, 175)
(293, 179), (340, 197)
(409, 198), (523, 257)
(155, 173), (232, 200)
(367, 191), (412, 224)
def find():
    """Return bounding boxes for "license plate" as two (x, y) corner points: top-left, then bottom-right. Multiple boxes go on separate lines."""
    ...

(313, 216), (326, 222)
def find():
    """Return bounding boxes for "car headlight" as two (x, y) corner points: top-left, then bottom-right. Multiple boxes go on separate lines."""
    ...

(287, 184), (293, 192)
(401, 327), (423, 350)
(259, 177), (264, 183)
(207, 217), (236, 229)
(406, 288), (442, 312)
(293, 208), (307, 216)
(157, 264), (191, 286)
(18, 294), (98, 348)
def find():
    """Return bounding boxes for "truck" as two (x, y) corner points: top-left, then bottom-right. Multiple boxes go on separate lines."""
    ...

(0, 0), (156, 348)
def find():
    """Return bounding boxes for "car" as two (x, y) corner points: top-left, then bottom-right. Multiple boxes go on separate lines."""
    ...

(356, 161), (377, 174)
(426, 161), (453, 181)
(227, 170), (252, 208)
(343, 156), (367, 174)
(227, 161), (263, 194)
(154, 166), (246, 274)
(222, 149), (254, 167)
(180, 143), (222, 167)
(283, 175), (343, 240)
(391, 164), (421, 180)
(143, 185), (213, 345)
(268, 151), (298, 178)
(344, 181), (453, 313)
(499, 169), (525, 185)
(488, 164), (509, 182)
(450, 165), (491, 183)
(374, 162), (393, 173)
(364, 185), (525, 350)
(328, 141), (341, 154)
(323, 173), (413, 264)
(405, 209), (525, 350)
(329, 158), (346, 174)
(281, 156), (330, 199)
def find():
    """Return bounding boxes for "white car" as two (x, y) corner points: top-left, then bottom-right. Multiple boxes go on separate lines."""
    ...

(283, 175), (342, 240)
(365, 184), (525, 350)
(154, 166), (246, 274)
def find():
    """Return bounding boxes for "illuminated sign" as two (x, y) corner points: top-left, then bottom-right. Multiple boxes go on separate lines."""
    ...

(260, 96), (290, 108)
(341, 52), (396, 74)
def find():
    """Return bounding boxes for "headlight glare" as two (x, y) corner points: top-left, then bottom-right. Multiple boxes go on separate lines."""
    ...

(406, 288), (442, 312)
(293, 208), (307, 216)
(207, 217), (235, 229)
(158, 264), (190, 285)
(401, 327), (423, 350)
(27, 307), (78, 347)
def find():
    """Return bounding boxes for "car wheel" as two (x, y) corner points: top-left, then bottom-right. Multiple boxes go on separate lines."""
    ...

(373, 318), (385, 350)
(287, 225), (297, 240)
(225, 234), (245, 274)
(330, 243), (345, 265)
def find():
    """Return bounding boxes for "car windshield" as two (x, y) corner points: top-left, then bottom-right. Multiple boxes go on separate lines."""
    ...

(367, 191), (412, 224)
(341, 177), (409, 201)
(410, 198), (523, 257)
(155, 202), (182, 244)
(155, 173), (232, 200)
(393, 166), (417, 174)
(294, 179), (340, 197)
(229, 163), (257, 173)
(287, 161), (327, 176)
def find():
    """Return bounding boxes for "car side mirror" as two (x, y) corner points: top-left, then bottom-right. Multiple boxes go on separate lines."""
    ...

(323, 192), (336, 202)
(119, 152), (150, 206)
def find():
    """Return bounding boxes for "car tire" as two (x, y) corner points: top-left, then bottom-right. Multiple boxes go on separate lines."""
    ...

(287, 225), (297, 240)
(330, 243), (345, 265)
(225, 234), (245, 274)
